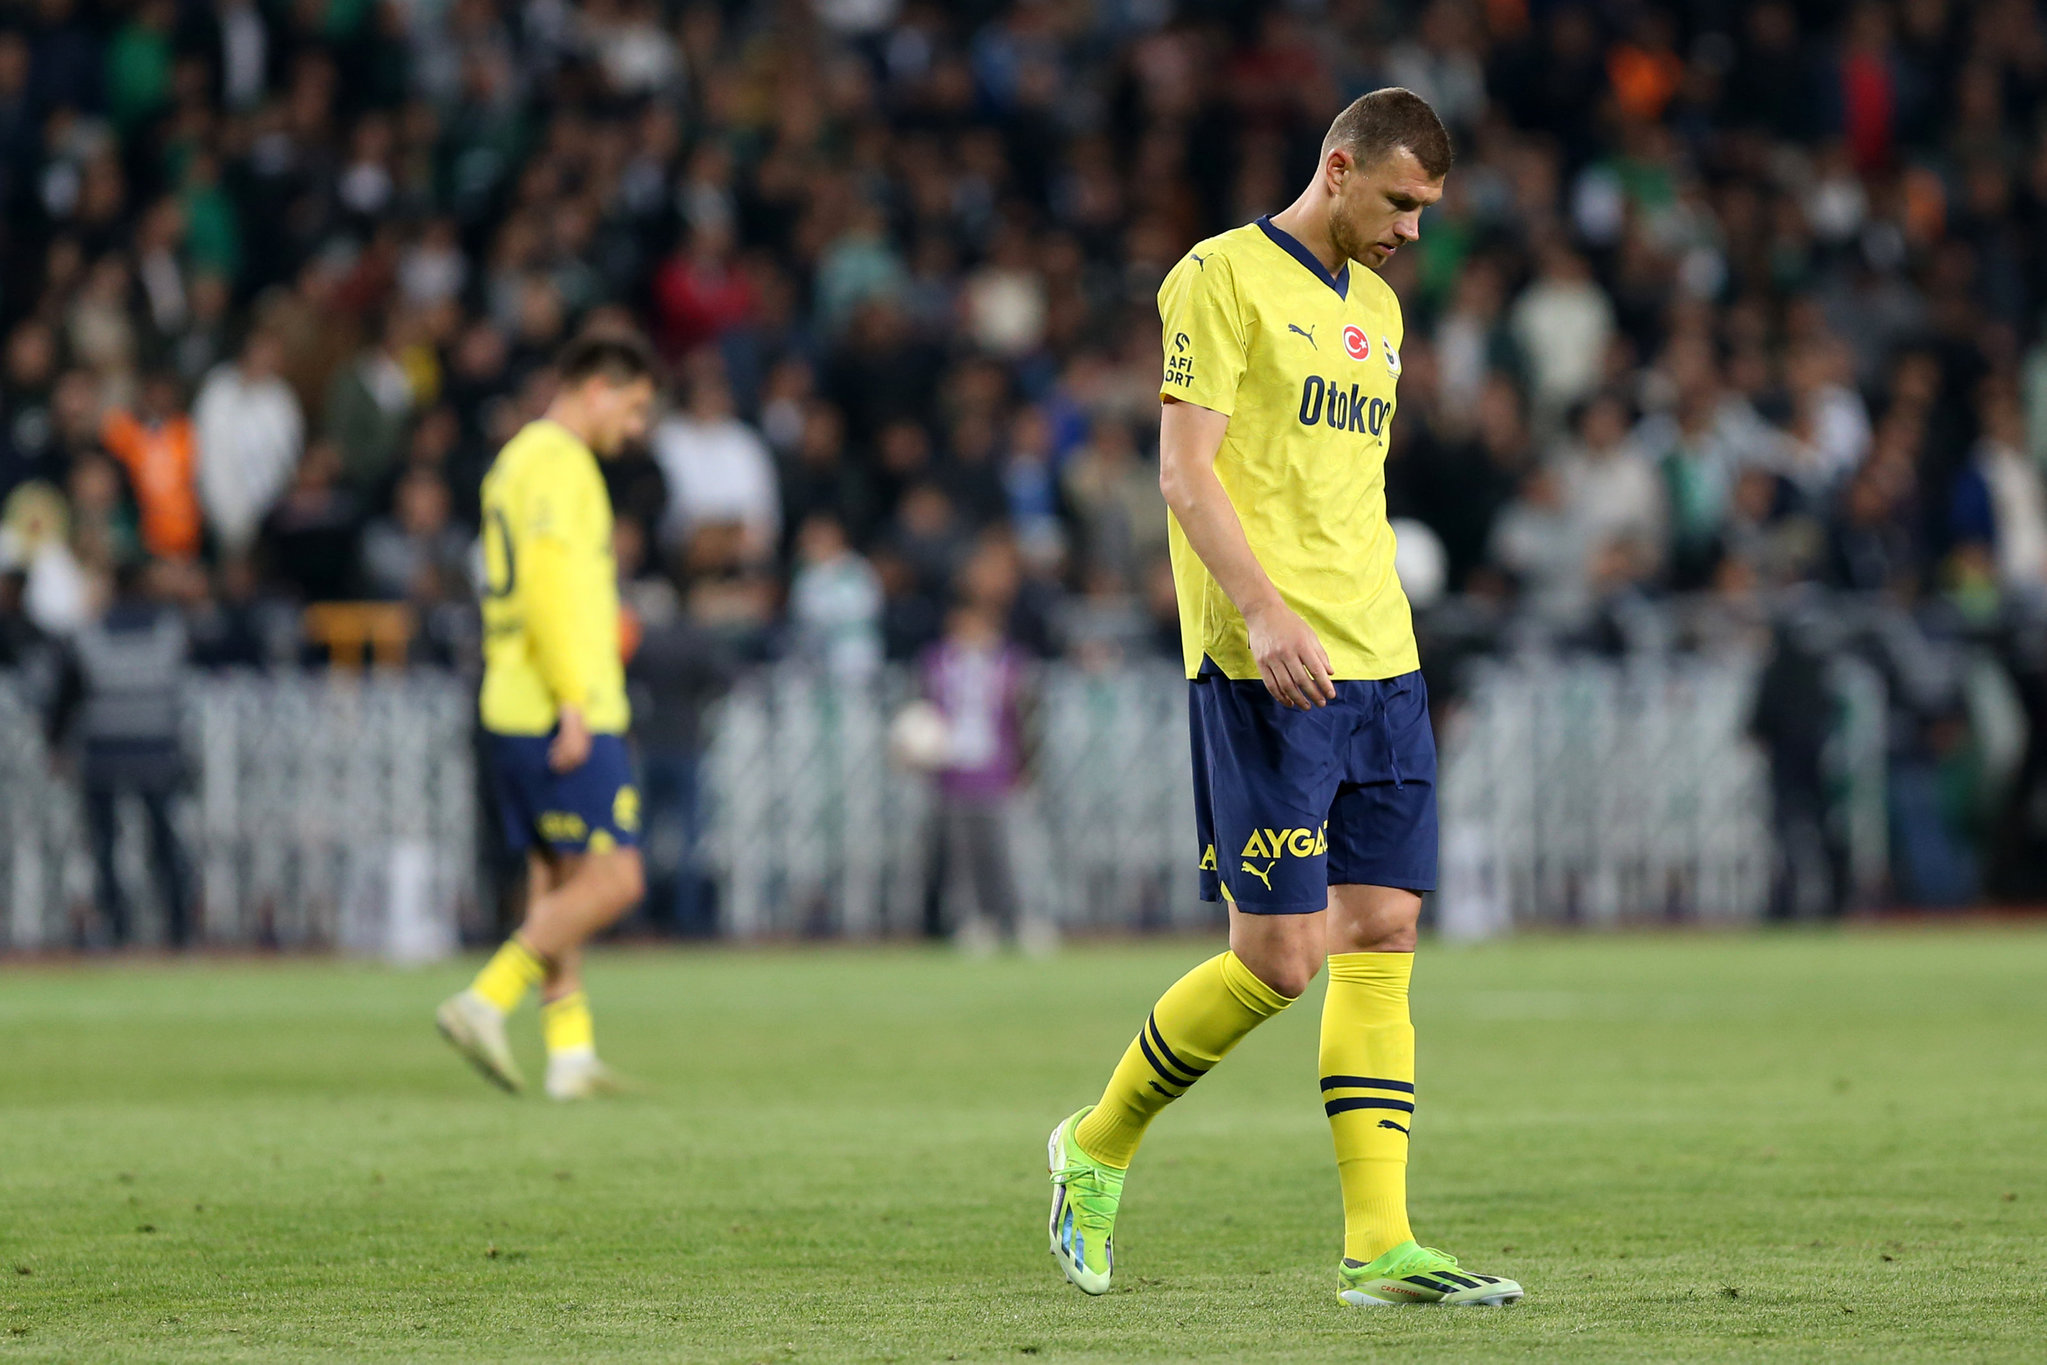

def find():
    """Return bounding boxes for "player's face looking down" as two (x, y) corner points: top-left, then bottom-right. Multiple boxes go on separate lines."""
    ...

(579, 375), (656, 456)
(1327, 145), (1444, 270)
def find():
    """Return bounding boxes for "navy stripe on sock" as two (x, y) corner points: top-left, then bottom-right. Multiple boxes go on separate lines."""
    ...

(1146, 1014), (1208, 1082)
(1318, 1075), (1415, 1093)
(1147, 1080), (1178, 1099)
(1323, 1096), (1416, 1118)
(1137, 1032), (1196, 1091)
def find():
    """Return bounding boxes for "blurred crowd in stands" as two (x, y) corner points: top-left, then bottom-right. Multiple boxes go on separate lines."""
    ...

(5, 0), (2047, 917)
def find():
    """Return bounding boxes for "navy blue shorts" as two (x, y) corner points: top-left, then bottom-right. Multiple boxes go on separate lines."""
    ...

(1190, 660), (1437, 913)
(485, 731), (641, 857)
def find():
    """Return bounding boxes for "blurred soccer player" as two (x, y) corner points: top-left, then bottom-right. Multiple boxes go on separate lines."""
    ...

(436, 333), (654, 1100)
(1047, 90), (1523, 1307)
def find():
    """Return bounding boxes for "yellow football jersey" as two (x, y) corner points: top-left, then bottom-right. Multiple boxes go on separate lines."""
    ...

(478, 419), (630, 736)
(1158, 217), (1417, 682)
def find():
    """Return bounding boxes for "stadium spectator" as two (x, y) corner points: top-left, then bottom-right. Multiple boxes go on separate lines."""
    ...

(1780, 337), (1874, 496)
(325, 314), (420, 501)
(777, 401), (877, 559)
(194, 329), (302, 560)
(1509, 246), (1615, 430)
(1951, 382), (2047, 597)
(1061, 417), (1168, 591)
(263, 439), (358, 603)
(361, 467), (470, 605)
(1489, 465), (1588, 628)
(918, 593), (1030, 950)
(1000, 406), (1063, 558)
(65, 450), (141, 573)
(1553, 393), (1666, 576)
(47, 559), (193, 949)
(625, 595), (740, 939)
(2, 481), (92, 637)
(787, 512), (884, 682)
(100, 371), (199, 563)
(1, 321), (63, 495)
(1432, 258), (1510, 414)
(651, 357), (780, 565)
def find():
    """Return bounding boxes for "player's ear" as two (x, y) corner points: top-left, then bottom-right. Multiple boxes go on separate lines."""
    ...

(1328, 146), (1362, 194)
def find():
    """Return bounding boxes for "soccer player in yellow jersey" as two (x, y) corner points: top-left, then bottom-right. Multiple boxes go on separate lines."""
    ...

(1047, 90), (1524, 1307)
(436, 334), (656, 1101)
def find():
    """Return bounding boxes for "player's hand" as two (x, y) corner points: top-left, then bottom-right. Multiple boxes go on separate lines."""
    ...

(549, 706), (593, 773)
(1245, 600), (1336, 710)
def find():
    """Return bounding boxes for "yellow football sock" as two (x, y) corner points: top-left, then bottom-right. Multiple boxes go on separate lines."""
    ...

(541, 990), (595, 1055)
(1074, 951), (1296, 1169)
(469, 937), (546, 1015)
(1321, 951), (1417, 1263)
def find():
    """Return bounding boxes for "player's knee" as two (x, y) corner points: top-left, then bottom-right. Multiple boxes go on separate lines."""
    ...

(1274, 959), (1323, 999)
(1327, 886), (1423, 953)
(606, 848), (645, 909)
(1243, 949), (1321, 999)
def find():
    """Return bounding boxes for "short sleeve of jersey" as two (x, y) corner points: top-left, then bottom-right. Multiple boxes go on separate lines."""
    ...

(1158, 249), (1249, 416)
(516, 444), (588, 548)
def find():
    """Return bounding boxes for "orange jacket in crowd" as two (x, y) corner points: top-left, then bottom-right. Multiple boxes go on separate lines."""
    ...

(101, 409), (202, 561)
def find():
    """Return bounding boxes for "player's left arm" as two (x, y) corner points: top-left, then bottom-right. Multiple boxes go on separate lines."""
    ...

(520, 464), (602, 771)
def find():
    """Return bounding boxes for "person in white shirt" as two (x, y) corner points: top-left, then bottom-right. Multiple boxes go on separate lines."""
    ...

(650, 359), (780, 564)
(1509, 245), (1615, 428)
(1779, 337), (1871, 496)
(1965, 386), (2047, 596)
(1553, 391), (1667, 569)
(193, 330), (303, 560)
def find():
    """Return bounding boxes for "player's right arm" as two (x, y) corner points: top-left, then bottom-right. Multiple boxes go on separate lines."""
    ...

(1159, 400), (1335, 710)
(1157, 250), (1335, 711)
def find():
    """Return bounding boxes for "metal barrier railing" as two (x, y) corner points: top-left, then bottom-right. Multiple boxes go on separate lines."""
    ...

(1435, 658), (1772, 935)
(0, 655), (1818, 948)
(698, 662), (1205, 938)
(0, 671), (475, 955)
(701, 657), (1779, 938)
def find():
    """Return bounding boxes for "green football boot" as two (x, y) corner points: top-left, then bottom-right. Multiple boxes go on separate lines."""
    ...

(1046, 1107), (1124, 1295)
(1337, 1240), (1524, 1307)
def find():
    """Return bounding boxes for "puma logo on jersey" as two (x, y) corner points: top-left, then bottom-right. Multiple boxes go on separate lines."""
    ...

(1190, 252), (1207, 269)
(1288, 323), (1318, 349)
(1231, 824), (1329, 895)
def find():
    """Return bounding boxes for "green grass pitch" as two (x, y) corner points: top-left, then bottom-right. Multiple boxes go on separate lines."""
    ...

(3, 927), (2044, 1362)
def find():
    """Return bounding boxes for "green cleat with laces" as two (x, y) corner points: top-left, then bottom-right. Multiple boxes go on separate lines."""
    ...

(1337, 1240), (1524, 1307)
(1046, 1107), (1124, 1295)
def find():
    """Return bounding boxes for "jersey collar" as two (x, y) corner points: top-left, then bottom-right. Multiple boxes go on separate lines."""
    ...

(1255, 215), (1349, 300)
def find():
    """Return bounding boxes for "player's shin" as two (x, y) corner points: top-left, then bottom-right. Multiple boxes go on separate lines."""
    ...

(1320, 951), (1416, 1263)
(1073, 951), (1295, 1168)
(469, 936), (547, 1015)
(541, 989), (595, 1058)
